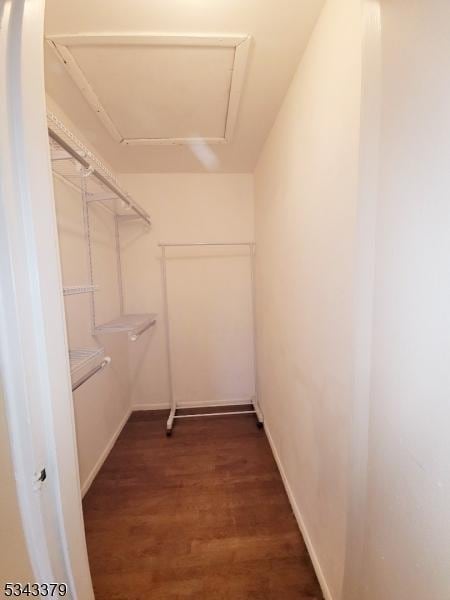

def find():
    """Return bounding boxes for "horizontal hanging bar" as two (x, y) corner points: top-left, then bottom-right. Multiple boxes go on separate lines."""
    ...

(72, 357), (111, 392)
(159, 242), (255, 247)
(174, 410), (256, 419)
(48, 128), (152, 226)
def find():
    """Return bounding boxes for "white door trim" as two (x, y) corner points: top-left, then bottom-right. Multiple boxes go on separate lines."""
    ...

(0, 0), (94, 597)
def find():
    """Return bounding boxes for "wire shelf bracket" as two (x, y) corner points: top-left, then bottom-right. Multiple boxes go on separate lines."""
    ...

(63, 285), (98, 296)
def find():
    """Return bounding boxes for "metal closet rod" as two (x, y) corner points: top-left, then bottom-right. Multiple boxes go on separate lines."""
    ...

(48, 128), (152, 226)
(159, 242), (255, 247)
(72, 357), (111, 392)
(129, 318), (157, 342)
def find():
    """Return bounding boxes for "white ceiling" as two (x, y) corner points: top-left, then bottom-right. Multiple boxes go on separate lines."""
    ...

(77, 43), (235, 140)
(44, 0), (324, 173)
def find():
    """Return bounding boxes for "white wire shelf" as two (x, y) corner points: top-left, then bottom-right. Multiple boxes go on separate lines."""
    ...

(48, 112), (152, 226)
(63, 285), (98, 296)
(69, 347), (110, 392)
(95, 313), (157, 341)
(69, 347), (104, 375)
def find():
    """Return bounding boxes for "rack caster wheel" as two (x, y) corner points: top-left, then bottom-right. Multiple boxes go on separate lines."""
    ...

(257, 421), (264, 430)
(166, 429), (172, 437)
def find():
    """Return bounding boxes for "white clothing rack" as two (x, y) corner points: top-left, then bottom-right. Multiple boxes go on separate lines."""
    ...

(159, 242), (264, 435)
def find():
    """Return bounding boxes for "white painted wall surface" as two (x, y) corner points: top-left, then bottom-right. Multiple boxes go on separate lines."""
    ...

(360, 2), (450, 598)
(118, 174), (255, 409)
(53, 174), (131, 494)
(253, 1), (362, 598)
(48, 99), (255, 479)
(0, 389), (33, 586)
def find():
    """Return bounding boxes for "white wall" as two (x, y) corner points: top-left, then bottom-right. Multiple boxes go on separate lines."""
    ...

(48, 94), (135, 494)
(253, 1), (362, 598)
(119, 173), (255, 409)
(0, 388), (33, 586)
(359, 2), (450, 598)
(53, 173), (131, 494)
(48, 96), (255, 482)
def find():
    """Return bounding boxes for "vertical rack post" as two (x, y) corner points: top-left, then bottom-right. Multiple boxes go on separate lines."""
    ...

(250, 243), (264, 427)
(161, 245), (176, 435)
(81, 169), (97, 333)
(114, 215), (125, 315)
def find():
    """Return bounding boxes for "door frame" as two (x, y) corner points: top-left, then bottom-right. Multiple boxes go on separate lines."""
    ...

(0, 0), (94, 597)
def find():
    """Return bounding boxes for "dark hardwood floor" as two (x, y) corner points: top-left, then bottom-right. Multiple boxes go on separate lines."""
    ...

(83, 408), (323, 599)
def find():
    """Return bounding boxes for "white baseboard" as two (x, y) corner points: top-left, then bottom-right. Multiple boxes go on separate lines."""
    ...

(81, 407), (132, 498)
(264, 421), (333, 600)
(132, 397), (254, 411)
(133, 402), (169, 410)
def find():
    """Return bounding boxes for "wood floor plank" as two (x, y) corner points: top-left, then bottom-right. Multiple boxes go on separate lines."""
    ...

(83, 410), (324, 599)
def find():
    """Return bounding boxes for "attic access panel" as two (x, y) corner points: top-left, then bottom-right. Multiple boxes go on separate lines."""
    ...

(47, 34), (251, 146)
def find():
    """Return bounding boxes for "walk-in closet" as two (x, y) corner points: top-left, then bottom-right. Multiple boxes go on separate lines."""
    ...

(44, 0), (326, 595)
(3, 0), (450, 599)
(0, 0), (436, 600)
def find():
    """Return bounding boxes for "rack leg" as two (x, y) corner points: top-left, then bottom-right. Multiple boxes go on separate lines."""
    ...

(250, 244), (264, 430)
(161, 245), (176, 436)
(253, 396), (264, 429)
(166, 406), (176, 436)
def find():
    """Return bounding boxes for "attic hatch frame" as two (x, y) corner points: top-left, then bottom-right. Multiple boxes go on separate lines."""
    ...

(46, 33), (251, 146)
